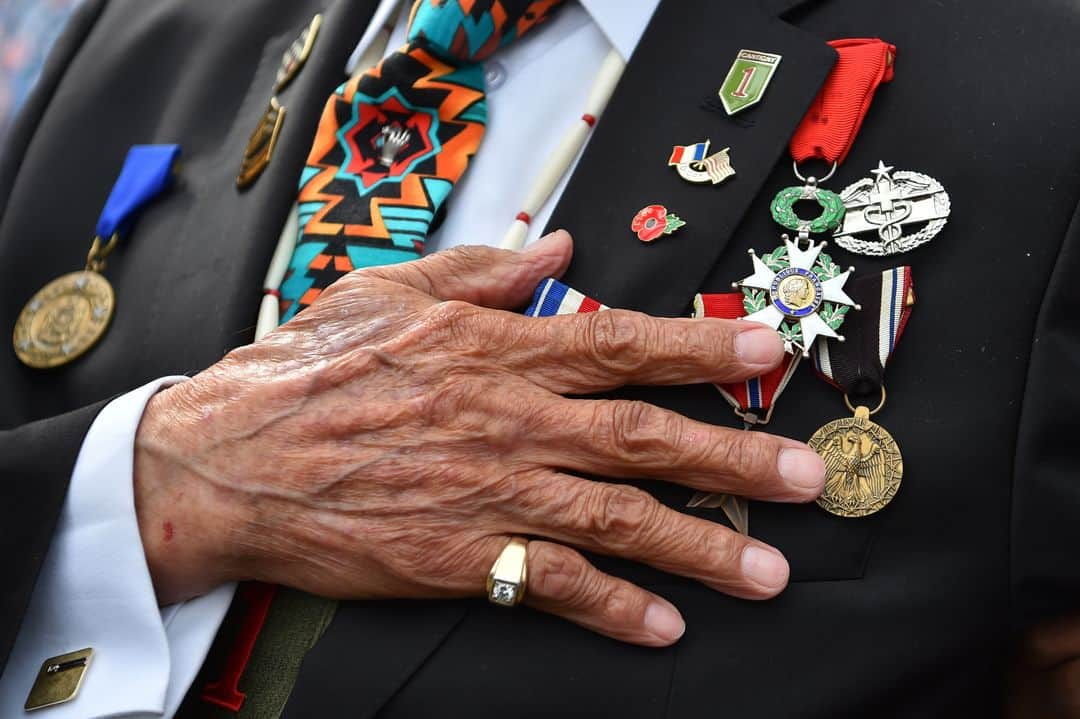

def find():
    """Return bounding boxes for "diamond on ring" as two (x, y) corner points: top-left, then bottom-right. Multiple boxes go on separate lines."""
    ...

(486, 537), (528, 607)
(490, 580), (519, 605)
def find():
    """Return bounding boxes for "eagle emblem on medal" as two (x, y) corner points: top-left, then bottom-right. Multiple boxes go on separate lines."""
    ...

(809, 405), (904, 518)
(733, 234), (859, 357)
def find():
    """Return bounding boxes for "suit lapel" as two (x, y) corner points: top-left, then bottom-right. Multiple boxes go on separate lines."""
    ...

(549, 0), (836, 317)
(286, 3), (832, 717)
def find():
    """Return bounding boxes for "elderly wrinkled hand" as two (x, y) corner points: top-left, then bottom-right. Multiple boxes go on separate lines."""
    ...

(132, 230), (825, 647)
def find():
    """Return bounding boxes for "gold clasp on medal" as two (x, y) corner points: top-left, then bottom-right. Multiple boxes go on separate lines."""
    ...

(85, 234), (119, 273)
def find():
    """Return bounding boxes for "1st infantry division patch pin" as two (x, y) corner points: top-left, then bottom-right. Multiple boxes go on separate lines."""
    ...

(719, 49), (782, 115)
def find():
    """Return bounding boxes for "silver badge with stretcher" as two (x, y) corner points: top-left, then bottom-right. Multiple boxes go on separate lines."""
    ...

(833, 161), (950, 256)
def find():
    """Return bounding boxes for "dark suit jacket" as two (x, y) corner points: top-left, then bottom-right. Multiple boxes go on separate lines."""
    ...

(2, 0), (1078, 716)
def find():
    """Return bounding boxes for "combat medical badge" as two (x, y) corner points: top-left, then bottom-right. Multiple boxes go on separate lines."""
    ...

(833, 161), (950, 256)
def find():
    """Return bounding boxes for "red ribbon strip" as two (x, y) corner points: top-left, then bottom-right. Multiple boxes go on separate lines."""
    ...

(789, 38), (896, 165)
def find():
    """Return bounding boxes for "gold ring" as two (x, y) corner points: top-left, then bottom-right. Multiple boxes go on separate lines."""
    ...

(486, 537), (528, 607)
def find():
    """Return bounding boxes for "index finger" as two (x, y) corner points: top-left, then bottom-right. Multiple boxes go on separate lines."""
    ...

(468, 308), (787, 393)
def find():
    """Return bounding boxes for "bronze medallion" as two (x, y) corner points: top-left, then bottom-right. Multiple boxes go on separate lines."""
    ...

(13, 271), (115, 369)
(809, 405), (903, 518)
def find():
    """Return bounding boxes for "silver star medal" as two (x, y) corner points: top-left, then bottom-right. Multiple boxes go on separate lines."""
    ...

(833, 161), (950, 256)
(734, 235), (860, 356)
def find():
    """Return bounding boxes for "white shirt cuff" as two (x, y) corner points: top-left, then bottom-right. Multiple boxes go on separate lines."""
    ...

(0, 377), (236, 719)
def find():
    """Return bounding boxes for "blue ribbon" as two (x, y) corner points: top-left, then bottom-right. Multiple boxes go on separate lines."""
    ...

(95, 144), (180, 239)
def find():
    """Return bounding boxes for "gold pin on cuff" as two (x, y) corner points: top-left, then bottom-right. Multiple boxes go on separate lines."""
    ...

(486, 537), (528, 607)
(25, 648), (93, 712)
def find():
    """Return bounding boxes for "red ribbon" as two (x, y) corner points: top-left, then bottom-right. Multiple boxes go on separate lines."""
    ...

(789, 38), (896, 165)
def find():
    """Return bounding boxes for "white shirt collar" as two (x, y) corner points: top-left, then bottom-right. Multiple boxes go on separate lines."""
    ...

(349, 0), (661, 73)
(578, 0), (662, 60)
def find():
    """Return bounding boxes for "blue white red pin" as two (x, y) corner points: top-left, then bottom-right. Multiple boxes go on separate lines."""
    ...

(668, 140), (735, 184)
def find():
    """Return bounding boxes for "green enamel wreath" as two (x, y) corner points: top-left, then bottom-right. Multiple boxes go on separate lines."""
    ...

(769, 185), (846, 234)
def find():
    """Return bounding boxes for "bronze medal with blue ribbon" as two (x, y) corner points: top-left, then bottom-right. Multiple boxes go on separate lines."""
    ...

(13, 145), (180, 369)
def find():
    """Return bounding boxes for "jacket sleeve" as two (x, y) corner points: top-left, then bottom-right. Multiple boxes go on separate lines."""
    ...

(1012, 196), (1080, 628)
(0, 378), (236, 719)
(0, 0), (113, 679)
(0, 401), (108, 675)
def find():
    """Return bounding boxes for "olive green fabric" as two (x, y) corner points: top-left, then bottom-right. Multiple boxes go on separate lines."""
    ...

(176, 589), (336, 719)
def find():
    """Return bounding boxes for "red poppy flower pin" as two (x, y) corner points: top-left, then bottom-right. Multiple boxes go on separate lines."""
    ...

(631, 204), (686, 242)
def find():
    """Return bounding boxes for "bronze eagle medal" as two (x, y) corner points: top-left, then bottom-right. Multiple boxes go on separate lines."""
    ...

(809, 404), (903, 518)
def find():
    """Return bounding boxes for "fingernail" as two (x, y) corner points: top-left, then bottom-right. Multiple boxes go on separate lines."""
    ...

(741, 546), (789, 590)
(777, 447), (826, 492)
(644, 600), (686, 642)
(524, 230), (565, 255)
(734, 326), (784, 365)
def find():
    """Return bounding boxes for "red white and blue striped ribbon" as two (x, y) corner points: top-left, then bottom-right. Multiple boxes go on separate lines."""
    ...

(524, 278), (608, 317)
(693, 292), (802, 424)
(524, 280), (798, 423)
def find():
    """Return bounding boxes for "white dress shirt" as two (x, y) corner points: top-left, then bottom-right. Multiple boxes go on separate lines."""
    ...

(0, 1), (658, 716)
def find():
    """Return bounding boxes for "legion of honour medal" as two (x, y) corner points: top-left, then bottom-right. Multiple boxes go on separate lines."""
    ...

(734, 233), (858, 357)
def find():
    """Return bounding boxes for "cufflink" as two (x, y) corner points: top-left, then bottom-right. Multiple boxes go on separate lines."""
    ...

(24, 648), (93, 712)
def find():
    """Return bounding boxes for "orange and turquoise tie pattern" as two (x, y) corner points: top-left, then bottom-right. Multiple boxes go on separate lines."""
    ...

(280, 0), (563, 321)
(191, 5), (564, 715)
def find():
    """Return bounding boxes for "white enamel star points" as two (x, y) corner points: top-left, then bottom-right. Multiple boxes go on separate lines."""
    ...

(783, 236), (824, 271)
(734, 236), (858, 356)
(821, 270), (857, 306)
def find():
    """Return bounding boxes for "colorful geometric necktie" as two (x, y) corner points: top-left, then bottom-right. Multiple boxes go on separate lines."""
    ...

(193, 5), (563, 715)
(280, 0), (563, 321)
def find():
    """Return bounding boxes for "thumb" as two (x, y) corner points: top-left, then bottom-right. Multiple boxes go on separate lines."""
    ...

(365, 230), (573, 309)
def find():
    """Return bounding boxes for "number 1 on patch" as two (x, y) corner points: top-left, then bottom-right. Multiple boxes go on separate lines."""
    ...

(718, 49), (782, 115)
